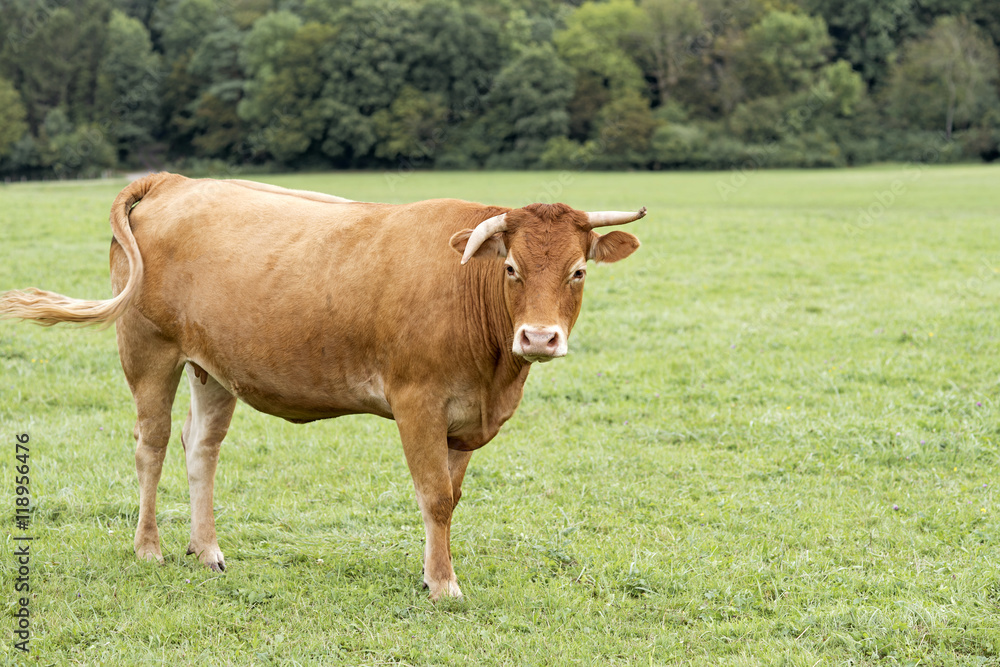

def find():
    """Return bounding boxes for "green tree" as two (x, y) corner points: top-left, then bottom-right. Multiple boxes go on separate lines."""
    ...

(318, 1), (416, 163)
(634, 0), (705, 106)
(37, 107), (116, 176)
(237, 10), (306, 161)
(157, 7), (247, 161)
(183, 17), (246, 158)
(733, 11), (833, 99)
(153, 0), (229, 59)
(406, 0), (506, 113)
(592, 89), (658, 168)
(800, 0), (915, 87)
(481, 43), (575, 168)
(114, 0), (158, 26)
(240, 9), (302, 77)
(372, 86), (448, 162)
(555, 0), (647, 139)
(886, 15), (1000, 140)
(239, 15), (335, 162)
(0, 77), (28, 157)
(651, 122), (707, 167)
(817, 59), (865, 117)
(3, 0), (111, 132)
(968, 0), (1000, 51)
(96, 10), (162, 157)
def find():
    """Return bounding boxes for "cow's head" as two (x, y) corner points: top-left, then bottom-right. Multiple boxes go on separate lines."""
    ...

(450, 203), (643, 363)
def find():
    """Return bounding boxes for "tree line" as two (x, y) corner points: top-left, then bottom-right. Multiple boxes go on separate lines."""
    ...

(1, 0), (998, 178)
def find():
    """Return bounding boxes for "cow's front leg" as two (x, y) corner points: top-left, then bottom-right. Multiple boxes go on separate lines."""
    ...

(394, 401), (460, 600)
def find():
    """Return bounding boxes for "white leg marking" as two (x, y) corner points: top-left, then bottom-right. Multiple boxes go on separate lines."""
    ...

(183, 363), (236, 572)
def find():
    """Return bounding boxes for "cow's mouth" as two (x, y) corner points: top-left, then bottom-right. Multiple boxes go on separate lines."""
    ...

(521, 353), (563, 364)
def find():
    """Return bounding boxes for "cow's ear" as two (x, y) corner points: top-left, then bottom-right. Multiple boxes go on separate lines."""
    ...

(449, 229), (508, 261)
(588, 230), (640, 264)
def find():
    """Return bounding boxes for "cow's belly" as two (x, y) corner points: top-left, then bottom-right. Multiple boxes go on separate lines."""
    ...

(188, 354), (394, 423)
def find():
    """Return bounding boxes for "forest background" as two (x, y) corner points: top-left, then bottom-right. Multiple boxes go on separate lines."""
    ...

(1, 0), (998, 178)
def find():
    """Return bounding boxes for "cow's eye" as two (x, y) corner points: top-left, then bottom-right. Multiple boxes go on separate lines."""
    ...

(505, 265), (517, 278)
(572, 269), (586, 281)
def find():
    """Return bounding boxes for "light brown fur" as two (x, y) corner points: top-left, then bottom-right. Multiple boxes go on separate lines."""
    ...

(0, 173), (641, 599)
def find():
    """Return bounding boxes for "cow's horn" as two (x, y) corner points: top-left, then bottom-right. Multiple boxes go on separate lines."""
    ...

(461, 213), (508, 265)
(586, 207), (647, 228)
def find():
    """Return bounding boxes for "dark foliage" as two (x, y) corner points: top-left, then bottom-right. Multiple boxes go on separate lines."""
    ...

(1, 0), (997, 177)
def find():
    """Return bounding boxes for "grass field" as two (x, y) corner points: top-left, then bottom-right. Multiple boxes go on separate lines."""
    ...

(1, 165), (999, 665)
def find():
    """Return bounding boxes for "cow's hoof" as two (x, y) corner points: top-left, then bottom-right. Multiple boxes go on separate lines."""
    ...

(426, 578), (462, 601)
(135, 541), (164, 564)
(187, 543), (226, 572)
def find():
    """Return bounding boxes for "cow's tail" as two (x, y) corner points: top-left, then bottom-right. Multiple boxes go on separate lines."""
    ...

(0, 174), (159, 328)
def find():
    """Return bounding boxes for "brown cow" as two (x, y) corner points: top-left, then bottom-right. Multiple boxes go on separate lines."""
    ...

(0, 173), (644, 599)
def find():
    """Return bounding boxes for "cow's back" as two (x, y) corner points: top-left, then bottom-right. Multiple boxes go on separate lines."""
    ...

(113, 175), (504, 422)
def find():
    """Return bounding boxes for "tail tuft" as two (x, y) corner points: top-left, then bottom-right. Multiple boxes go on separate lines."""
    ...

(0, 287), (125, 328)
(0, 173), (161, 329)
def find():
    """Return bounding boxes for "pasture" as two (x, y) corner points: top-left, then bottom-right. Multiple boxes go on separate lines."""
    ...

(1, 165), (999, 665)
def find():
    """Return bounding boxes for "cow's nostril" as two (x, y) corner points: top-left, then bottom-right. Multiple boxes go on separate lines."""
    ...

(517, 327), (567, 358)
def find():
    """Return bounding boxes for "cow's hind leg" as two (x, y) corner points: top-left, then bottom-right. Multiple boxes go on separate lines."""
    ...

(448, 450), (473, 511)
(181, 364), (237, 571)
(117, 315), (184, 564)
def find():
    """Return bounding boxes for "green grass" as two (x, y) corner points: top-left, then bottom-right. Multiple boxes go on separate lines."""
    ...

(2, 165), (1000, 665)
